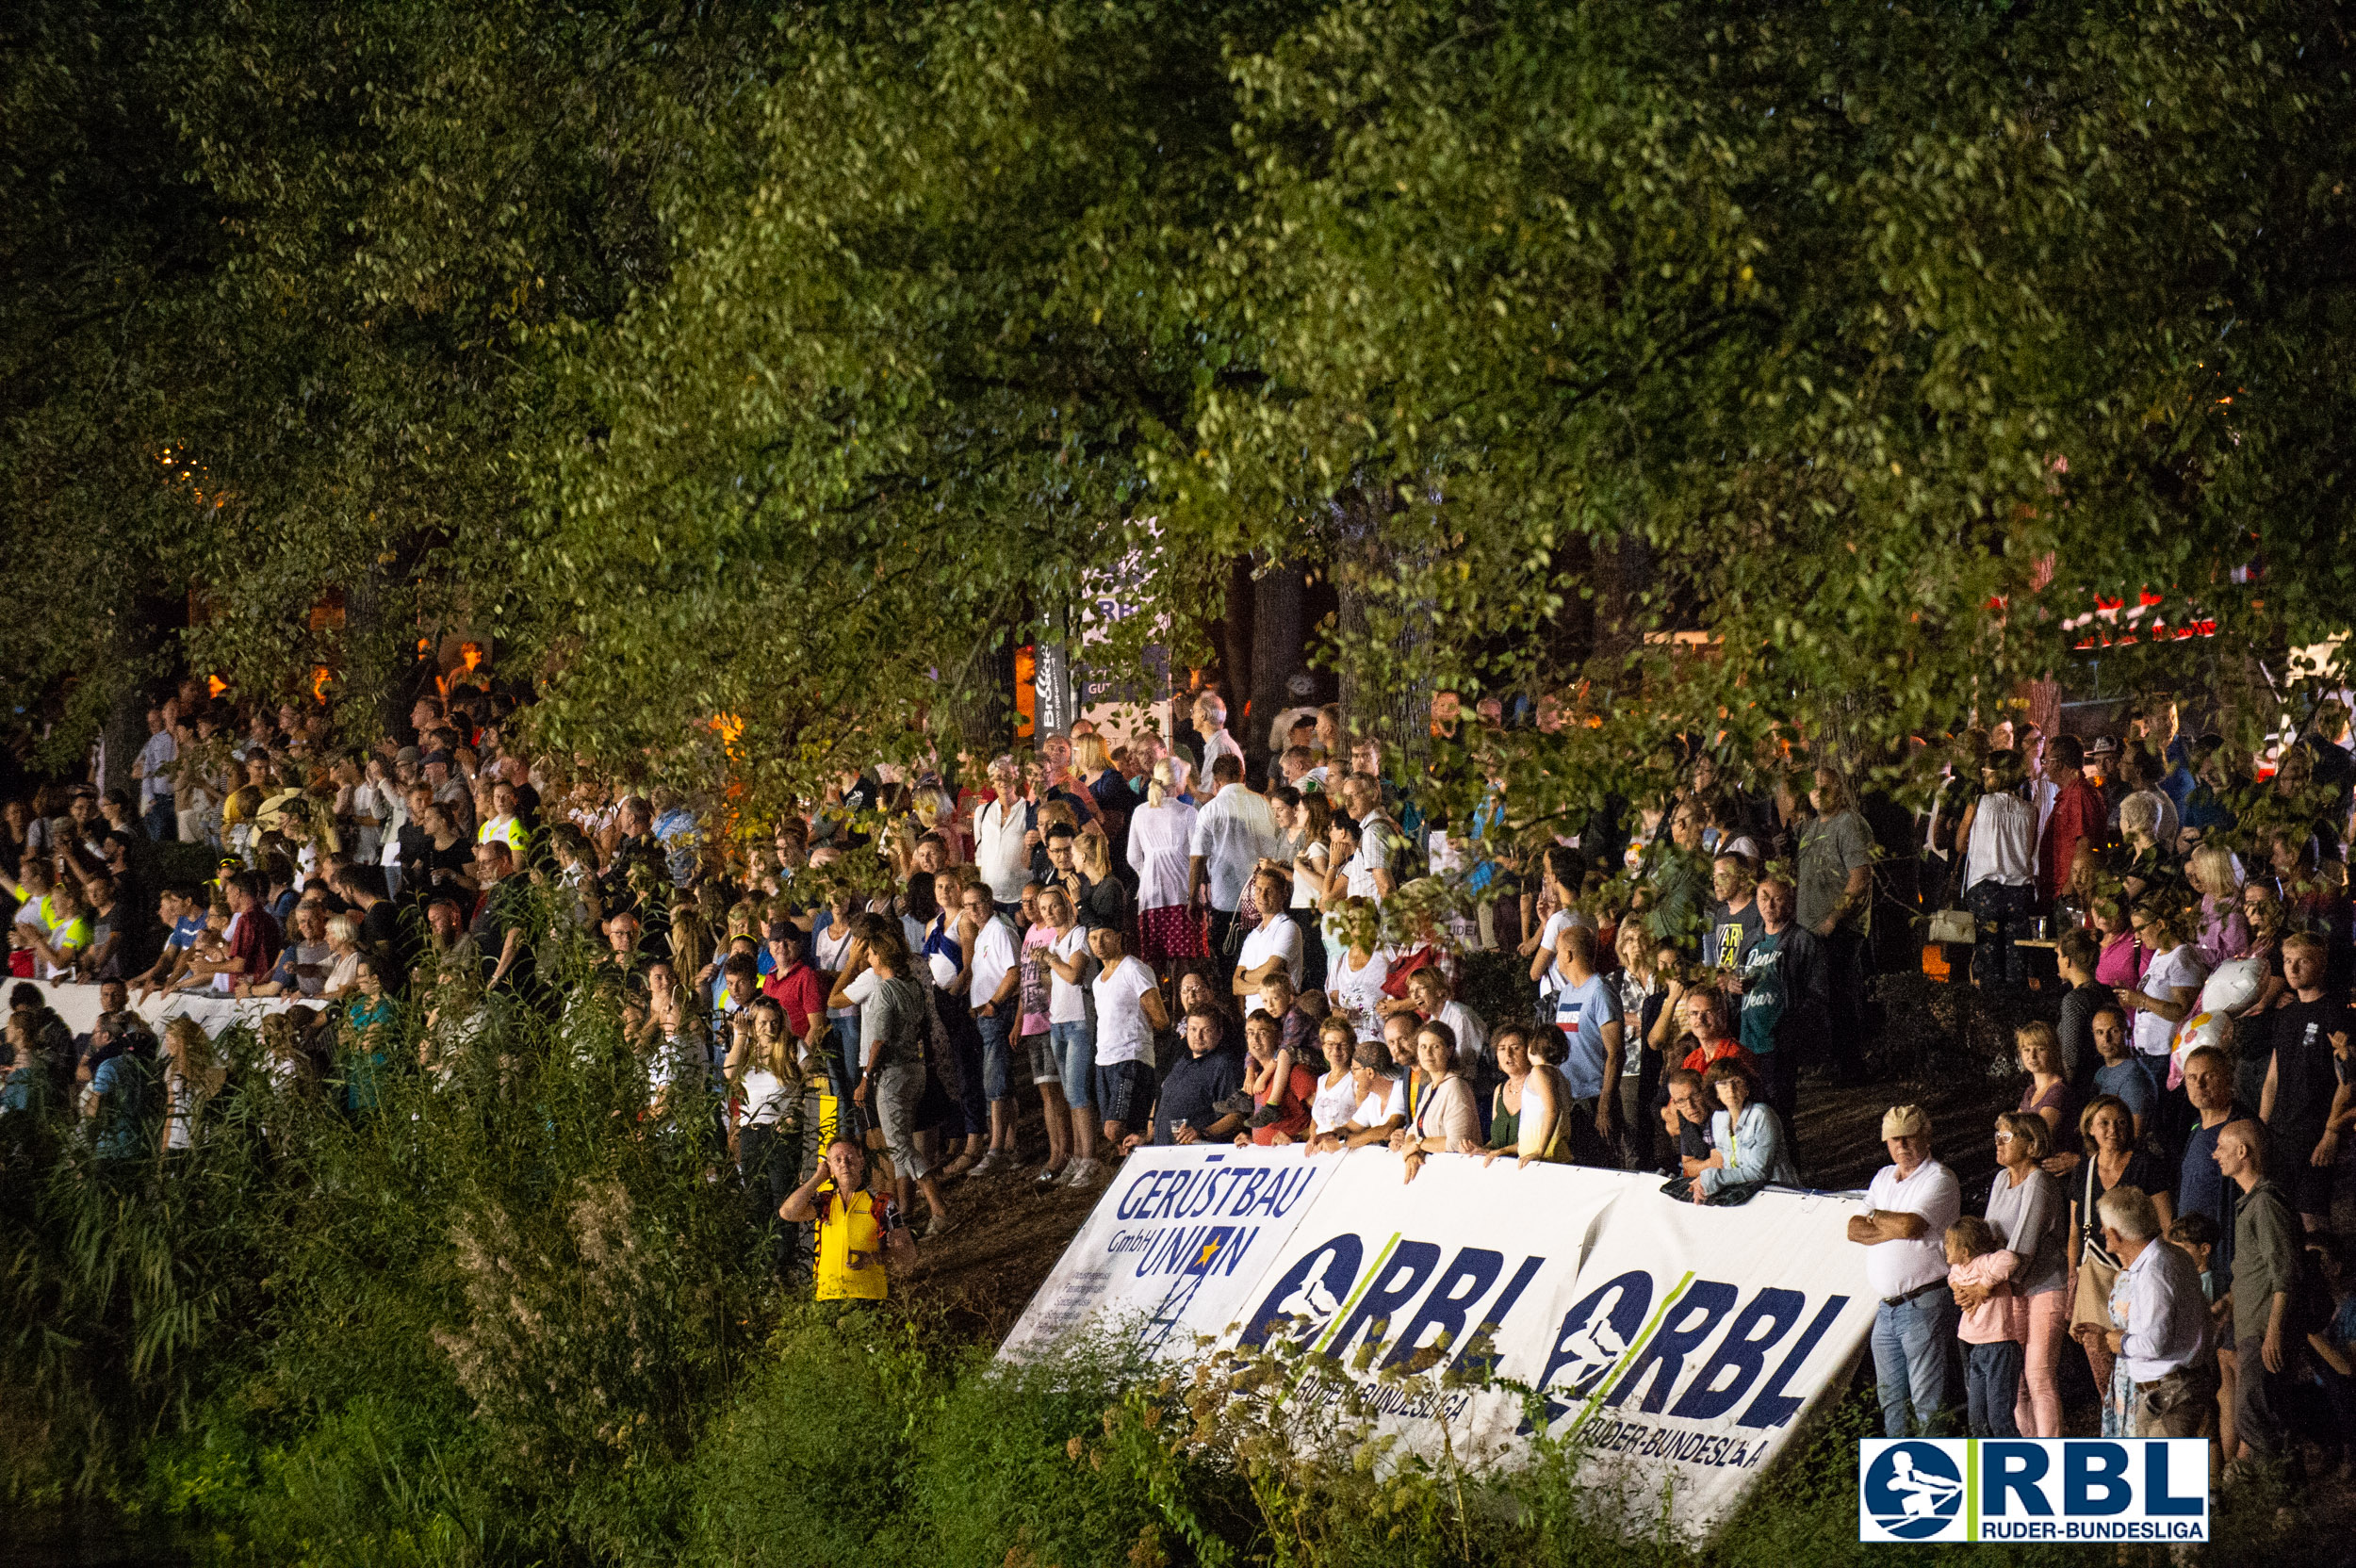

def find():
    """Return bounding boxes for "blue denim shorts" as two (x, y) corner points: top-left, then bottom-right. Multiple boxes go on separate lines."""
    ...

(1095, 1057), (1155, 1127)
(1052, 1019), (1096, 1109)
(974, 1011), (1014, 1103)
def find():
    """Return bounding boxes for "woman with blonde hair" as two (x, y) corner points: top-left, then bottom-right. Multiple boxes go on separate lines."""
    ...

(2185, 845), (2249, 967)
(1072, 732), (1132, 864)
(1071, 826), (1130, 933)
(160, 1016), (227, 1155)
(1126, 757), (1203, 971)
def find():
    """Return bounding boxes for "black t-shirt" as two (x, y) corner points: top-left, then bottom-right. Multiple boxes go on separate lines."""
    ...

(2266, 995), (2353, 1137)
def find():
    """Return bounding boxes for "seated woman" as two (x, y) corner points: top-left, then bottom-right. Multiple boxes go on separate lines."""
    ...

(1392, 1019), (1481, 1183)
(1481, 1022), (1578, 1166)
(1236, 1008), (1317, 1147)
(1294, 1017), (1361, 1148)
(1309, 1037), (1405, 1152)
(1686, 1057), (1798, 1200)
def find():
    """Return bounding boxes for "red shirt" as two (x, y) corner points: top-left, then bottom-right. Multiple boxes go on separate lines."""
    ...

(761, 961), (829, 1039)
(2038, 777), (2103, 902)
(228, 906), (283, 988)
(1251, 1063), (1318, 1145)
(1678, 1035), (1760, 1086)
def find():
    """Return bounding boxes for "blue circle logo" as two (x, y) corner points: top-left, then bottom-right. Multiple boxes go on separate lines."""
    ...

(1863, 1443), (1964, 1539)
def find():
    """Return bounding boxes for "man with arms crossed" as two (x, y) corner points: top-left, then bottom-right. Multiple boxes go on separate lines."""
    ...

(1849, 1104), (1961, 1435)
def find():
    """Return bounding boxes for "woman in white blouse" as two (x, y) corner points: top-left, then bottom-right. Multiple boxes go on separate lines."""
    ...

(1126, 758), (1203, 977)
(1299, 1017), (1364, 1144)
(1310, 1035), (1406, 1152)
(1324, 896), (1393, 1042)
(1394, 1021), (1481, 1183)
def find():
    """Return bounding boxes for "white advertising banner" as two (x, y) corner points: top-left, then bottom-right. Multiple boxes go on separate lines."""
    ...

(1002, 1146), (1877, 1539)
(1000, 1143), (1344, 1362)
(16, 976), (305, 1039)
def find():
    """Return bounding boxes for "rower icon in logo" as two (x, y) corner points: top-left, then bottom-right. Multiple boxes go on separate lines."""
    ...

(1862, 1443), (1965, 1540)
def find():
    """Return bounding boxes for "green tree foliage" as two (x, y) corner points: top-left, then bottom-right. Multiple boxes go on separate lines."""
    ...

(8, 0), (2356, 808)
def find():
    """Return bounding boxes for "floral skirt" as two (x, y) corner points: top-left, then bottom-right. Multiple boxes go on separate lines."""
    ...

(1139, 903), (1205, 960)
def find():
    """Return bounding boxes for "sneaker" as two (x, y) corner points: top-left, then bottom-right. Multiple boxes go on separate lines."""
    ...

(1248, 1103), (1284, 1129)
(964, 1150), (1006, 1179)
(1212, 1092), (1255, 1119)
(1034, 1164), (1067, 1189)
(1062, 1158), (1106, 1189)
(924, 1210), (961, 1240)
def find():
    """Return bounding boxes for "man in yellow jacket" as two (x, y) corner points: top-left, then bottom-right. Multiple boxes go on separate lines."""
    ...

(780, 1138), (915, 1302)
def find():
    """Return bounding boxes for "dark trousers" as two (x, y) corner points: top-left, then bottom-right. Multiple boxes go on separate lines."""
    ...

(1207, 906), (1237, 965)
(1632, 1043), (1665, 1170)
(1966, 1340), (2023, 1437)
(1288, 907), (1328, 991)
(1964, 880), (2035, 988)
(1822, 924), (1873, 1080)
(1761, 1044), (1801, 1163)
(739, 1121), (803, 1279)
(942, 1004), (989, 1140)
(2233, 1348), (2302, 1462)
(142, 800), (176, 842)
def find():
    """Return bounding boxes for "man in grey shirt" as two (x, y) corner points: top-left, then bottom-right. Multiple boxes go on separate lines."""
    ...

(2217, 1119), (2304, 1462)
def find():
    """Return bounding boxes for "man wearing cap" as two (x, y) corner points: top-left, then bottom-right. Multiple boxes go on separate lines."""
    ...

(1848, 1104), (1962, 1435)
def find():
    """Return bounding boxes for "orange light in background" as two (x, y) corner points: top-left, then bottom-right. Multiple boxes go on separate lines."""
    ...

(311, 666), (333, 701)
(1014, 645), (1038, 740)
(206, 675), (228, 698)
(710, 713), (744, 758)
(460, 643), (484, 673)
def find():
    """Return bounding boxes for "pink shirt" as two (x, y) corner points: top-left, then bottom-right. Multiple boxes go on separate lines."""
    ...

(1950, 1250), (2021, 1345)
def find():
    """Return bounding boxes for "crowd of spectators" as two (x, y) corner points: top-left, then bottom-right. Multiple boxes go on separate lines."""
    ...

(1873, 696), (2356, 1483)
(0, 674), (2350, 1468)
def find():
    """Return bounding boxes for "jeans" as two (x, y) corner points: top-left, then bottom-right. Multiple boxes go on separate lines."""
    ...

(974, 1010), (1014, 1103)
(1872, 1290), (1960, 1436)
(874, 1061), (930, 1183)
(1964, 879), (2035, 988)
(825, 1015), (864, 1138)
(1051, 1019), (1096, 1109)
(141, 800), (176, 843)
(1965, 1340), (2023, 1437)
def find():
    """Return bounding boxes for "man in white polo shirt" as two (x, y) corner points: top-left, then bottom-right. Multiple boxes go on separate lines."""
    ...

(1188, 754), (1282, 959)
(1848, 1103), (1961, 1436)
(970, 756), (1034, 909)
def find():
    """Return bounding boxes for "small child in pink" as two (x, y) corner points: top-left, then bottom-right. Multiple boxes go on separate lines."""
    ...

(1947, 1216), (2024, 1438)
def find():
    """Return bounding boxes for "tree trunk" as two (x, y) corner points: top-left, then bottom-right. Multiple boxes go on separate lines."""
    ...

(1330, 485), (1429, 778)
(1249, 553), (1305, 772)
(1219, 554), (1254, 741)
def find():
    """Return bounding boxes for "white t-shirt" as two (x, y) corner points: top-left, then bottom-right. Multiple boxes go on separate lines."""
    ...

(969, 915), (1020, 1013)
(1289, 838), (1329, 908)
(1329, 948), (1393, 1041)
(1048, 926), (1094, 1024)
(2135, 944), (2209, 1058)
(1862, 1159), (1962, 1299)
(1534, 907), (1596, 996)
(1435, 1000), (1486, 1068)
(812, 923), (859, 1020)
(1237, 918), (1305, 998)
(1350, 1074), (1404, 1130)
(739, 1065), (793, 1128)
(1310, 1068), (1360, 1133)
(1090, 956), (1160, 1066)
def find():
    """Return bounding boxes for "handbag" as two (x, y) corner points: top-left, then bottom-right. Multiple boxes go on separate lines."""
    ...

(2070, 1161), (2123, 1331)
(1927, 907), (1977, 945)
